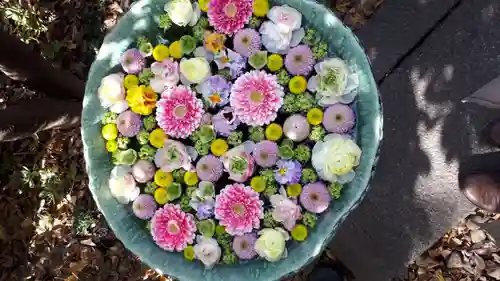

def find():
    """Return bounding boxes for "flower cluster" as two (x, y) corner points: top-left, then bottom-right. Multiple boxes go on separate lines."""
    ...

(98, 0), (361, 268)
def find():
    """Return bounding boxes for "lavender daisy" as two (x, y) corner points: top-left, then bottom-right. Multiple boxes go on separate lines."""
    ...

(120, 48), (145, 74)
(300, 182), (331, 214)
(197, 199), (215, 220)
(196, 155), (224, 182)
(233, 28), (262, 57)
(233, 233), (258, 260)
(214, 49), (247, 79)
(323, 104), (356, 133)
(117, 110), (141, 137)
(132, 194), (157, 220)
(196, 75), (231, 108)
(253, 140), (279, 168)
(213, 106), (241, 137)
(285, 45), (315, 76)
(274, 160), (302, 185)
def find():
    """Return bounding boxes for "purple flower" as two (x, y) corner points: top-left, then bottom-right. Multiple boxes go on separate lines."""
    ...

(120, 48), (145, 74)
(196, 155), (224, 182)
(285, 45), (315, 76)
(233, 233), (258, 260)
(197, 200), (215, 220)
(132, 194), (157, 220)
(274, 160), (302, 184)
(253, 140), (279, 167)
(150, 59), (180, 93)
(323, 104), (356, 133)
(213, 106), (241, 137)
(195, 75), (231, 108)
(300, 182), (331, 213)
(214, 49), (247, 79)
(233, 28), (262, 57)
(117, 110), (141, 137)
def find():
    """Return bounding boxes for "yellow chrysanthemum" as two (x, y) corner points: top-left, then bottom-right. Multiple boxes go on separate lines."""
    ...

(198, 0), (209, 12)
(169, 41), (183, 59)
(126, 85), (158, 115)
(253, 0), (269, 17)
(102, 123), (118, 140)
(306, 108), (324, 125)
(154, 187), (169, 205)
(184, 246), (195, 261)
(211, 139), (228, 156)
(287, 184), (302, 197)
(289, 76), (307, 94)
(265, 123), (283, 141)
(106, 140), (118, 152)
(124, 74), (139, 89)
(184, 171), (199, 186)
(267, 54), (283, 72)
(153, 44), (170, 61)
(291, 224), (308, 241)
(149, 128), (167, 148)
(154, 170), (173, 187)
(250, 176), (266, 192)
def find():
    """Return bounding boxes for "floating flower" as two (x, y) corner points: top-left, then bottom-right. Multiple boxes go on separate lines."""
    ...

(270, 189), (302, 230)
(154, 187), (169, 204)
(155, 139), (192, 172)
(169, 41), (183, 59)
(274, 160), (301, 185)
(165, 0), (194, 27)
(154, 170), (173, 187)
(156, 85), (204, 138)
(214, 49), (246, 78)
(213, 107), (241, 137)
(267, 54), (283, 72)
(124, 74), (139, 89)
(193, 236), (222, 268)
(253, 0), (269, 17)
(151, 204), (197, 251)
(287, 183), (302, 197)
(255, 228), (289, 262)
(120, 48), (145, 74)
(230, 70), (284, 126)
(300, 182), (331, 213)
(149, 128), (167, 148)
(214, 183), (264, 235)
(106, 140), (118, 152)
(250, 176), (266, 192)
(132, 160), (156, 183)
(289, 76), (307, 94)
(211, 139), (229, 157)
(102, 123), (118, 141)
(307, 108), (323, 125)
(283, 114), (310, 142)
(132, 194), (157, 220)
(199, 0), (210, 12)
(311, 134), (361, 183)
(307, 58), (359, 106)
(285, 45), (314, 76)
(180, 57), (211, 84)
(152, 44), (170, 62)
(208, 0), (253, 34)
(249, 51), (268, 70)
(196, 155), (224, 182)
(197, 200), (215, 220)
(98, 73), (128, 113)
(184, 171), (199, 186)
(184, 246), (196, 261)
(116, 110), (141, 137)
(268, 5), (302, 32)
(259, 21), (292, 53)
(233, 28), (261, 57)
(233, 233), (257, 259)
(150, 59), (180, 93)
(221, 145), (255, 182)
(252, 140), (278, 167)
(109, 165), (140, 204)
(323, 104), (356, 133)
(204, 32), (227, 54)
(126, 85), (158, 115)
(291, 224), (307, 241)
(265, 123), (282, 141)
(196, 75), (231, 108)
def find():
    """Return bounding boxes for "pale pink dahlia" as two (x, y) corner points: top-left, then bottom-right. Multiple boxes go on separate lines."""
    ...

(230, 70), (284, 126)
(151, 204), (197, 252)
(215, 183), (264, 236)
(156, 85), (204, 138)
(208, 0), (253, 35)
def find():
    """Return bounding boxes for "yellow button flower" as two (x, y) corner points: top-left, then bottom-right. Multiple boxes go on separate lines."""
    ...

(289, 76), (307, 94)
(169, 41), (183, 59)
(102, 123), (118, 140)
(267, 54), (283, 72)
(153, 44), (170, 61)
(287, 184), (302, 197)
(198, 0), (209, 12)
(184, 246), (195, 261)
(291, 224), (308, 241)
(250, 176), (266, 192)
(106, 140), (118, 152)
(149, 128), (167, 148)
(154, 170), (173, 187)
(124, 74), (139, 89)
(307, 108), (324, 125)
(184, 171), (199, 186)
(211, 139), (228, 156)
(154, 187), (169, 205)
(253, 0), (269, 17)
(265, 123), (283, 141)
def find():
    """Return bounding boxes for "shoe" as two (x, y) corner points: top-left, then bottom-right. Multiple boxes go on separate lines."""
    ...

(461, 173), (500, 213)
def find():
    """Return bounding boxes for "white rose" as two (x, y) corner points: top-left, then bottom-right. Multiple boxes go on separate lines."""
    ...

(255, 228), (289, 262)
(180, 57), (211, 84)
(267, 5), (302, 33)
(193, 236), (221, 268)
(259, 21), (292, 54)
(109, 165), (140, 204)
(98, 73), (128, 113)
(165, 0), (193, 27)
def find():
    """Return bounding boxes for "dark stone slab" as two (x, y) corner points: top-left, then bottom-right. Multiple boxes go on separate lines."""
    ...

(331, 1), (500, 280)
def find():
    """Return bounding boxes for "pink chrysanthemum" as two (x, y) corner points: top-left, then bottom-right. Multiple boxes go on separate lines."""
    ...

(252, 140), (278, 167)
(233, 28), (261, 57)
(151, 204), (196, 252)
(156, 85), (204, 138)
(208, 0), (253, 35)
(215, 183), (264, 236)
(230, 70), (284, 126)
(196, 155), (224, 182)
(285, 45), (315, 76)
